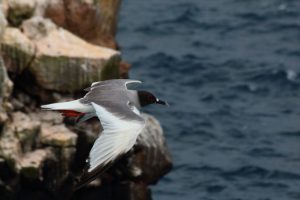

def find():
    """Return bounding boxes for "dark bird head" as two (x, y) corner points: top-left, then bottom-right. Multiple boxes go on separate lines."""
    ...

(138, 91), (169, 107)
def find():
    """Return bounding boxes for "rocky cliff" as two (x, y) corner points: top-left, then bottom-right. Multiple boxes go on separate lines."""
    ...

(0, 1), (172, 199)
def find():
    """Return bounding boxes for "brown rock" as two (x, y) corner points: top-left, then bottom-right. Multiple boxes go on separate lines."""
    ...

(112, 181), (152, 200)
(44, 0), (121, 49)
(21, 17), (121, 92)
(127, 182), (152, 200)
(120, 61), (131, 79)
(53, 146), (76, 174)
(0, 0), (9, 17)
(30, 110), (63, 125)
(21, 16), (56, 40)
(33, 0), (49, 16)
(0, 125), (22, 172)
(0, 27), (35, 73)
(40, 124), (77, 147)
(0, 57), (13, 123)
(19, 149), (50, 180)
(12, 112), (40, 152)
(0, 1), (172, 199)
(7, 0), (35, 26)
(0, 5), (7, 40)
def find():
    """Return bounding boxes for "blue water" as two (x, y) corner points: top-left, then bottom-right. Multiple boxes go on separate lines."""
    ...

(117, 0), (300, 199)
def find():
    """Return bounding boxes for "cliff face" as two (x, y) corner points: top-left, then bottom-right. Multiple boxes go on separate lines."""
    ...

(0, 1), (172, 199)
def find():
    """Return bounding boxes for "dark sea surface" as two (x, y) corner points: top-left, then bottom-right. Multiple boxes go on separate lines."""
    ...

(117, 0), (300, 199)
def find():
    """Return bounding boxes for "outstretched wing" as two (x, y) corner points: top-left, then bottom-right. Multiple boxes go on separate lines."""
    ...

(76, 101), (145, 189)
(83, 79), (142, 92)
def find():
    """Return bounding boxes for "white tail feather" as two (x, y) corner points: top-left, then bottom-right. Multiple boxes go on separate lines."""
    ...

(41, 99), (93, 113)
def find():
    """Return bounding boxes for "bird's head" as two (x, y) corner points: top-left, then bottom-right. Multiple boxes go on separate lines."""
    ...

(138, 91), (169, 107)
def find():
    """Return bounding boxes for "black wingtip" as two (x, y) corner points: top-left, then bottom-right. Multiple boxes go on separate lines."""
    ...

(75, 161), (114, 191)
(74, 181), (86, 191)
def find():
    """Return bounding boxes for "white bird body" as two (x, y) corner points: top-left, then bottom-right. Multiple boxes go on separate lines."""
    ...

(41, 79), (167, 189)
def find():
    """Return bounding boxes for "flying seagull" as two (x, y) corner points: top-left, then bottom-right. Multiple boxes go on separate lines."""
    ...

(41, 79), (168, 189)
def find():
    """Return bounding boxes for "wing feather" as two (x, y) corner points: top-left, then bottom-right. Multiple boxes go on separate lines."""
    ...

(76, 102), (145, 189)
(83, 79), (141, 91)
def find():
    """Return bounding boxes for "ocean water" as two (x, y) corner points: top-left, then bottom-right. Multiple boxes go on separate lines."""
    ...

(117, 0), (300, 200)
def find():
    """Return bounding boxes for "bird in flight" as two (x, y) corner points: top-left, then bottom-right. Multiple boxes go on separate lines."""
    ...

(41, 79), (168, 189)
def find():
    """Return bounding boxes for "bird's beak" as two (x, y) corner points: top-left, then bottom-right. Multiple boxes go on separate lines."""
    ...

(156, 99), (169, 106)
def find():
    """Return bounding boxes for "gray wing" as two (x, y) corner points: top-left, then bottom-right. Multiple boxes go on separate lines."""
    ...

(81, 90), (141, 120)
(83, 79), (141, 92)
(80, 79), (142, 118)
